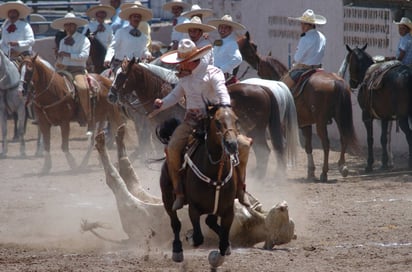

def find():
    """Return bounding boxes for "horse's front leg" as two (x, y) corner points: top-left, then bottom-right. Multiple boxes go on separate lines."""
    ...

(188, 206), (204, 247)
(362, 113), (374, 172)
(301, 126), (315, 180)
(38, 119), (52, 174)
(17, 108), (26, 157)
(60, 122), (77, 170)
(0, 110), (8, 158)
(380, 120), (390, 170)
(208, 208), (234, 269)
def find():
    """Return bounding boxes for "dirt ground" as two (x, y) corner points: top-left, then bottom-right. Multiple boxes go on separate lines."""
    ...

(0, 120), (411, 272)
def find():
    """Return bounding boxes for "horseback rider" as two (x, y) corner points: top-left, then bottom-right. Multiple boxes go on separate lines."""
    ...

(386, 17), (412, 65)
(83, 4), (115, 50)
(282, 9), (327, 90)
(119, 1), (152, 48)
(162, 0), (190, 50)
(208, 15), (246, 85)
(174, 16), (216, 65)
(149, 39), (252, 211)
(104, 5), (153, 72)
(51, 13), (93, 134)
(0, 1), (34, 60)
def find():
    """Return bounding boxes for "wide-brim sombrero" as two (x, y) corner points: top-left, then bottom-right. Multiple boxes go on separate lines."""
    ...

(119, 5), (153, 21)
(29, 14), (49, 34)
(288, 9), (327, 25)
(394, 17), (412, 31)
(175, 16), (216, 33)
(162, 0), (189, 12)
(86, 4), (115, 19)
(207, 15), (246, 30)
(0, 1), (32, 19)
(51, 12), (88, 30)
(161, 39), (212, 64)
(120, 1), (144, 11)
(181, 4), (213, 19)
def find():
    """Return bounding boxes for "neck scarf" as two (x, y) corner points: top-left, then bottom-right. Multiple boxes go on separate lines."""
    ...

(7, 23), (17, 33)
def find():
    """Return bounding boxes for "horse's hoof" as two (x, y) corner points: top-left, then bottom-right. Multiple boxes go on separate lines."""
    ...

(225, 246), (232, 256)
(320, 173), (328, 182)
(364, 165), (373, 173)
(208, 250), (225, 268)
(340, 165), (349, 177)
(172, 251), (184, 263)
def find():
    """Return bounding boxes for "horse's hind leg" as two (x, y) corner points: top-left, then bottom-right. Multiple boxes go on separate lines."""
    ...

(315, 123), (330, 182)
(398, 118), (412, 168)
(0, 110), (8, 158)
(301, 126), (316, 180)
(250, 129), (270, 178)
(17, 107), (26, 157)
(363, 117), (374, 172)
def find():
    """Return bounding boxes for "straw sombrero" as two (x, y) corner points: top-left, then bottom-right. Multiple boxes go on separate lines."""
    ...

(162, 0), (189, 12)
(288, 9), (327, 25)
(161, 39), (212, 64)
(29, 13), (48, 34)
(51, 13), (88, 30)
(207, 15), (246, 30)
(175, 16), (216, 33)
(0, 1), (32, 19)
(86, 4), (115, 19)
(119, 5), (153, 21)
(394, 17), (412, 30)
(181, 4), (213, 19)
(120, 1), (144, 11)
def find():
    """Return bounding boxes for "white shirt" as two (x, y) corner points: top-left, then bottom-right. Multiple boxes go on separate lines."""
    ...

(293, 28), (326, 66)
(195, 36), (214, 65)
(82, 21), (113, 49)
(171, 16), (189, 42)
(161, 61), (231, 115)
(105, 24), (151, 62)
(58, 32), (90, 67)
(213, 32), (242, 74)
(0, 20), (35, 55)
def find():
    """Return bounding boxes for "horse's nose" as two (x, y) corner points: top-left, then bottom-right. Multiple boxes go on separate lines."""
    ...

(225, 140), (238, 155)
(107, 90), (118, 104)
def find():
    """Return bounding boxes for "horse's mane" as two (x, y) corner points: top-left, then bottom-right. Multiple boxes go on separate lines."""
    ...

(135, 63), (174, 98)
(139, 63), (178, 84)
(0, 49), (20, 89)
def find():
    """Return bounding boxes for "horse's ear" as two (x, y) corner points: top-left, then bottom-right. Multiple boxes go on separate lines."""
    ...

(345, 44), (352, 53)
(246, 31), (250, 41)
(268, 51), (272, 56)
(361, 43), (367, 51)
(33, 53), (39, 61)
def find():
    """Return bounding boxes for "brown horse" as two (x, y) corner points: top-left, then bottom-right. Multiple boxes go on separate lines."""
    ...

(345, 44), (412, 171)
(157, 104), (240, 268)
(293, 68), (358, 182)
(108, 59), (297, 178)
(237, 31), (288, 80)
(20, 54), (124, 174)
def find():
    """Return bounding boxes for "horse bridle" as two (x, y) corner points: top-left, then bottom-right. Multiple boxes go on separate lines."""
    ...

(21, 59), (56, 100)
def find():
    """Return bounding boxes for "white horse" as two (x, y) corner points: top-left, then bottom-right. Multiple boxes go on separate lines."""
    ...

(0, 49), (26, 157)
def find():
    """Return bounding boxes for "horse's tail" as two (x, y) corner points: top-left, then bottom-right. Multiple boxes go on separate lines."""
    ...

(335, 80), (360, 154)
(282, 84), (299, 165)
(263, 87), (284, 157)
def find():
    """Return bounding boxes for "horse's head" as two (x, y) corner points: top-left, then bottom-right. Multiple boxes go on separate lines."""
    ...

(237, 31), (260, 69)
(345, 44), (373, 88)
(108, 57), (137, 104)
(207, 104), (239, 155)
(19, 54), (38, 95)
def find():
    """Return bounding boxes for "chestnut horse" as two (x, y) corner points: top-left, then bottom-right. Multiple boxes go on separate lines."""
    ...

(237, 31), (288, 80)
(20, 54), (124, 174)
(157, 104), (240, 268)
(344, 44), (412, 171)
(108, 59), (297, 178)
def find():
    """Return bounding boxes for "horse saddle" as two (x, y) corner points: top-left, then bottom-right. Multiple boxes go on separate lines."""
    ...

(364, 60), (401, 91)
(291, 68), (321, 98)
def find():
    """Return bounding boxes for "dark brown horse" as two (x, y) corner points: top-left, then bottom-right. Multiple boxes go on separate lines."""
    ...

(345, 44), (412, 171)
(108, 59), (298, 178)
(157, 104), (240, 268)
(294, 68), (358, 182)
(237, 31), (288, 80)
(20, 54), (124, 174)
